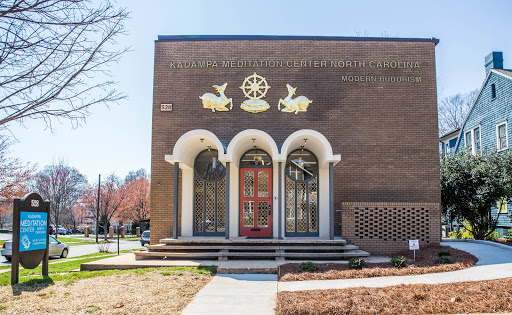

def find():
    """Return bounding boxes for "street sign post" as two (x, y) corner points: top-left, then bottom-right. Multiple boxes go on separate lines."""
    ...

(11, 193), (50, 285)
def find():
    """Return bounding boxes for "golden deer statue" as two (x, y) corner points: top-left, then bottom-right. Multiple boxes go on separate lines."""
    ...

(199, 83), (233, 112)
(278, 84), (312, 114)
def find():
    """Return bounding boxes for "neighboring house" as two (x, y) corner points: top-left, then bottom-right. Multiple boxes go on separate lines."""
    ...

(453, 51), (512, 234)
(439, 128), (459, 157)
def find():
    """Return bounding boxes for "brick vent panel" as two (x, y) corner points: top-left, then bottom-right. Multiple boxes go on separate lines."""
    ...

(341, 202), (441, 254)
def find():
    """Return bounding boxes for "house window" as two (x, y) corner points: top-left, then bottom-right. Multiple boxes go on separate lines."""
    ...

(473, 127), (480, 153)
(465, 127), (482, 155)
(497, 122), (508, 150)
(465, 131), (472, 152)
(491, 83), (496, 99)
(498, 197), (507, 214)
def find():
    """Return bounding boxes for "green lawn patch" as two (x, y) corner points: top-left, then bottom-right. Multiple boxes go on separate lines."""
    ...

(0, 248), (142, 272)
(53, 237), (96, 245)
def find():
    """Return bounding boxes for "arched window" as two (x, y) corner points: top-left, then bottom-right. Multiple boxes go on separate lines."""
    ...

(194, 149), (226, 235)
(285, 149), (319, 236)
(240, 148), (272, 167)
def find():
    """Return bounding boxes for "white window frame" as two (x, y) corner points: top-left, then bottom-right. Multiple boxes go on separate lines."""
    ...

(465, 125), (482, 155)
(465, 131), (472, 153)
(498, 197), (507, 214)
(496, 121), (508, 151)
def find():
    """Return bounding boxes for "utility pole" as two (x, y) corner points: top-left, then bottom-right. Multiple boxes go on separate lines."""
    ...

(95, 174), (101, 243)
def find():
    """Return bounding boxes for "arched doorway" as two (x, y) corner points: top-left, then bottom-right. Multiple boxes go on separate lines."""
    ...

(285, 148), (319, 236)
(193, 149), (226, 236)
(239, 148), (272, 237)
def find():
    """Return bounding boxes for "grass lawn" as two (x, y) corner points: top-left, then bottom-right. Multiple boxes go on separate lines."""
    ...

(59, 235), (141, 242)
(0, 264), (215, 314)
(0, 240), (4, 246)
(51, 237), (97, 245)
(0, 249), (216, 313)
(0, 249), (140, 271)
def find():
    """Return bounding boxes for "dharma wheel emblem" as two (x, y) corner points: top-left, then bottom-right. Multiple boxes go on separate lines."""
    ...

(240, 72), (271, 113)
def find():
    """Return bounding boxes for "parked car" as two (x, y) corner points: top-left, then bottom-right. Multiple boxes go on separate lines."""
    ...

(1, 236), (69, 261)
(48, 225), (55, 235)
(57, 225), (71, 235)
(140, 230), (150, 246)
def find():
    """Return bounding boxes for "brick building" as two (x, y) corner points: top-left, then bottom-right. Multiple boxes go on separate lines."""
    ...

(150, 35), (441, 254)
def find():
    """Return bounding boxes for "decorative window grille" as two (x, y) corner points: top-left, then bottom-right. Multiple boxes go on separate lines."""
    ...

(193, 149), (226, 235)
(285, 149), (319, 236)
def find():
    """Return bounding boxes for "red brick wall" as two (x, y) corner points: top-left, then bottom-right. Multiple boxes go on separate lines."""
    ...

(150, 38), (441, 249)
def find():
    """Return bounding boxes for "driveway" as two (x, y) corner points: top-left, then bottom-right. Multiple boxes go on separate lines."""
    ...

(441, 239), (512, 265)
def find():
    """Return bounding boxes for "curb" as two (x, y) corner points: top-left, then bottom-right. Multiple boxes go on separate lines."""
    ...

(442, 238), (512, 252)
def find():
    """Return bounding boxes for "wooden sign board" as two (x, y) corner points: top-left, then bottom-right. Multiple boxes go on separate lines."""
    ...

(11, 193), (50, 285)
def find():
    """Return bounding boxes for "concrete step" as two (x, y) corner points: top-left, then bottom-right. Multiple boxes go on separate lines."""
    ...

(147, 244), (359, 252)
(282, 250), (370, 258)
(159, 238), (347, 245)
(135, 249), (370, 260)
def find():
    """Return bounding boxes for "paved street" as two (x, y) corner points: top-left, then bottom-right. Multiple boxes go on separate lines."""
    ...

(66, 239), (143, 258)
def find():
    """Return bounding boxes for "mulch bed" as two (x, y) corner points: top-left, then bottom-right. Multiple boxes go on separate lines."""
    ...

(279, 245), (477, 282)
(276, 278), (512, 314)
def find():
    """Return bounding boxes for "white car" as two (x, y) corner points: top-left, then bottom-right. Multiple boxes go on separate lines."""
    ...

(1, 236), (69, 261)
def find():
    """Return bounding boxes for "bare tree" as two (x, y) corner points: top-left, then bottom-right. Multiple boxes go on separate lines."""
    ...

(80, 174), (127, 240)
(34, 160), (88, 239)
(0, 0), (129, 130)
(438, 89), (478, 135)
(0, 135), (35, 228)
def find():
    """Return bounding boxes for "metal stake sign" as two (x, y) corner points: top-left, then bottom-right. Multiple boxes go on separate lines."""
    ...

(11, 192), (50, 285)
(409, 239), (419, 262)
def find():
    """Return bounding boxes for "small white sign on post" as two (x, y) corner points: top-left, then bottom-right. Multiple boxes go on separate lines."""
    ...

(409, 239), (419, 261)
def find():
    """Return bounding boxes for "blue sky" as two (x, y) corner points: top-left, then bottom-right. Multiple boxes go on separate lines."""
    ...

(7, 0), (512, 183)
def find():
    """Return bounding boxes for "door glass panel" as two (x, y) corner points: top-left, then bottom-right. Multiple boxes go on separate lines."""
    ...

(258, 171), (269, 197)
(243, 171), (254, 197)
(243, 201), (254, 227)
(309, 177), (318, 232)
(216, 177), (226, 232)
(194, 177), (204, 232)
(297, 182), (307, 232)
(258, 201), (269, 227)
(286, 177), (295, 232)
(205, 182), (215, 232)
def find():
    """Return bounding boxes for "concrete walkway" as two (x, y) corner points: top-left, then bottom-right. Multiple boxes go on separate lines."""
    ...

(278, 240), (512, 292)
(182, 274), (277, 315)
(442, 239), (512, 265)
(181, 240), (512, 314)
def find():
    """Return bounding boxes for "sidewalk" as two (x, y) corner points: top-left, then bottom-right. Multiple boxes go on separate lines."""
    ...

(278, 241), (512, 292)
(182, 240), (512, 314)
(182, 274), (277, 315)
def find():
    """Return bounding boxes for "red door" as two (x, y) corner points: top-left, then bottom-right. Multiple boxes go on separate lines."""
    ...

(240, 168), (272, 237)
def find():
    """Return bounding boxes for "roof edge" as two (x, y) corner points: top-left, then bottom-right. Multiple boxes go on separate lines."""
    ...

(156, 35), (440, 45)
(439, 128), (460, 140)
